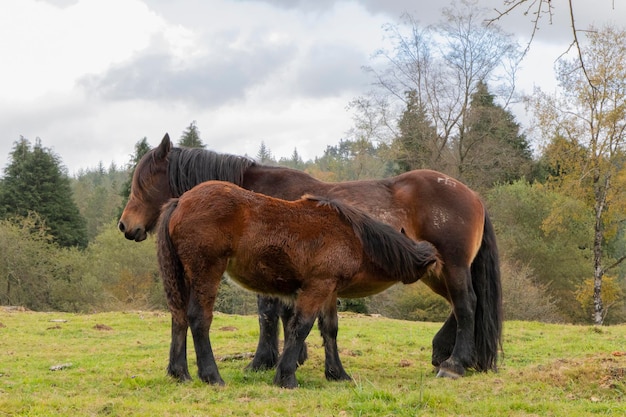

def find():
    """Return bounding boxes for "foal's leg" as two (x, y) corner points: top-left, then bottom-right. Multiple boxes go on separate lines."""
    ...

(187, 264), (226, 385)
(280, 302), (308, 366)
(247, 295), (281, 371)
(167, 314), (191, 381)
(317, 296), (351, 382)
(273, 309), (317, 389)
(163, 268), (191, 381)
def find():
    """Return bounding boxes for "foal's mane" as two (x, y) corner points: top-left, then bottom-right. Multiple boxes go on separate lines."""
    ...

(167, 147), (256, 197)
(304, 195), (437, 283)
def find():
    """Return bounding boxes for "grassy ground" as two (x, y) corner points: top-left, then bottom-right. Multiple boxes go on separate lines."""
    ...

(0, 308), (624, 416)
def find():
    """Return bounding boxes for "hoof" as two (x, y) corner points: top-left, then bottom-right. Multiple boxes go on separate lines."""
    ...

(245, 354), (277, 371)
(436, 359), (465, 379)
(274, 371), (298, 389)
(274, 376), (298, 389)
(325, 369), (352, 382)
(167, 367), (192, 382)
(436, 368), (462, 379)
(245, 361), (273, 372)
(198, 370), (225, 386)
(201, 376), (225, 386)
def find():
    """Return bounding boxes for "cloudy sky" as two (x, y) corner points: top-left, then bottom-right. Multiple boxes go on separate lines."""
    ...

(0, 0), (623, 175)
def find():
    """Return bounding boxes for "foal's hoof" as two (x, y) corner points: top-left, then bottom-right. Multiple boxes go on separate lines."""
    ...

(325, 368), (352, 382)
(199, 374), (225, 386)
(274, 372), (298, 389)
(167, 367), (192, 382)
(245, 353), (278, 371)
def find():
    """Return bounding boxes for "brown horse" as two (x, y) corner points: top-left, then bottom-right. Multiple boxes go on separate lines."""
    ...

(157, 181), (440, 388)
(119, 133), (502, 378)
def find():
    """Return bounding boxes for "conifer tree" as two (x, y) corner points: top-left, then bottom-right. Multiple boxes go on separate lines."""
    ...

(0, 137), (88, 248)
(256, 141), (275, 164)
(392, 89), (438, 173)
(461, 81), (533, 189)
(179, 121), (205, 148)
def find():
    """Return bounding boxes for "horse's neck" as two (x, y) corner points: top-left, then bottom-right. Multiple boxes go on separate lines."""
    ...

(170, 148), (253, 195)
(242, 165), (328, 200)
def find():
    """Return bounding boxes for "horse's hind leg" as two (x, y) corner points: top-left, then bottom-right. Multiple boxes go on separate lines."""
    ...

(431, 313), (456, 369)
(247, 295), (281, 371)
(436, 266), (477, 378)
(318, 296), (351, 382)
(187, 266), (226, 385)
(167, 315), (191, 381)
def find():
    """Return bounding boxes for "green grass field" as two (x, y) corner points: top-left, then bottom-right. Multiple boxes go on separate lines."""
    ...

(0, 308), (624, 416)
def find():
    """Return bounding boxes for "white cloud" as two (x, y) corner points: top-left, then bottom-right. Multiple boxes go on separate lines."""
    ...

(0, 0), (164, 101)
(0, 0), (624, 175)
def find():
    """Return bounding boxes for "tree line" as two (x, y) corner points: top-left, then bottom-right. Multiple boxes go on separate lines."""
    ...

(1, 4), (625, 324)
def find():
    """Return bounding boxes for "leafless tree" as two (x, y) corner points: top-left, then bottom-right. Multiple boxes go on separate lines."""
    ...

(355, 0), (522, 183)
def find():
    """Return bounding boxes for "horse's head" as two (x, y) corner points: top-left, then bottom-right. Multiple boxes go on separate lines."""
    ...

(118, 133), (173, 242)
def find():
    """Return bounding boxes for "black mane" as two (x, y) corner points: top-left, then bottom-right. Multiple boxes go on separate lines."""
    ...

(168, 147), (256, 197)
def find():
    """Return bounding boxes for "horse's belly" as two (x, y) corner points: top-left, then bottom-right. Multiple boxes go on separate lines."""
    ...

(337, 279), (396, 298)
(226, 257), (302, 296)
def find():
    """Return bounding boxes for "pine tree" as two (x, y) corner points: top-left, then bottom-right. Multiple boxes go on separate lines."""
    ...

(392, 89), (438, 173)
(460, 81), (533, 189)
(0, 137), (88, 248)
(179, 121), (205, 148)
(256, 141), (275, 164)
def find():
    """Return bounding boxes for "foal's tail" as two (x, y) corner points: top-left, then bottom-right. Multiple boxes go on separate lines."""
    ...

(157, 199), (189, 321)
(305, 195), (440, 282)
(471, 212), (503, 372)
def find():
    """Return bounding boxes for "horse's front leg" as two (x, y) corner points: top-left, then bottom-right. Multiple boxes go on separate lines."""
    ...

(280, 302), (308, 366)
(318, 296), (351, 382)
(273, 309), (316, 389)
(247, 295), (281, 371)
(188, 273), (225, 385)
(437, 266), (476, 378)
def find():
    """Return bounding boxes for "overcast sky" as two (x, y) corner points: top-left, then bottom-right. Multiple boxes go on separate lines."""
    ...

(1, 0), (623, 176)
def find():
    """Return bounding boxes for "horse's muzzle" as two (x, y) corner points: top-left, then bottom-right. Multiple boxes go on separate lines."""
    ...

(118, 221), (147, 242)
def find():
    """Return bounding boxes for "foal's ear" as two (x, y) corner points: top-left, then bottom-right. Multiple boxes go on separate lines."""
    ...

(156, 133), (172, 159)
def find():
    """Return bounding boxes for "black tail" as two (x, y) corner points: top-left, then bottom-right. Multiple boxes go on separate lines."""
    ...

(471, 212), (503, 372)
(157, 199), (189, 318)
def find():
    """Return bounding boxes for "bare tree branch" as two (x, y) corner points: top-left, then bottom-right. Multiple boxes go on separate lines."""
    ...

(487, 0), (554, 59)
(489, 0), (599, 90)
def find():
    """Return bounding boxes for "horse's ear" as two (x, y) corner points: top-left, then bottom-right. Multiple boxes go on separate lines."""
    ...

(156, 133), (172, 160)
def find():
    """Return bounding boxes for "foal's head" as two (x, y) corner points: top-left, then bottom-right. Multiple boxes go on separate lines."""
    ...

(118, 134), (173, 242)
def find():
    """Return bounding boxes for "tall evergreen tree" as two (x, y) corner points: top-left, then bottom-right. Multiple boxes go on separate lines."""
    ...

(179, 121), (205, 148)
(72, 165), (127, 241)
(278, 148), (304, 170)
(256, 141), (275, 164)
(392, 89), (439, 173)
(460, 81), (533, 189)
(0, 137), (88, 248)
